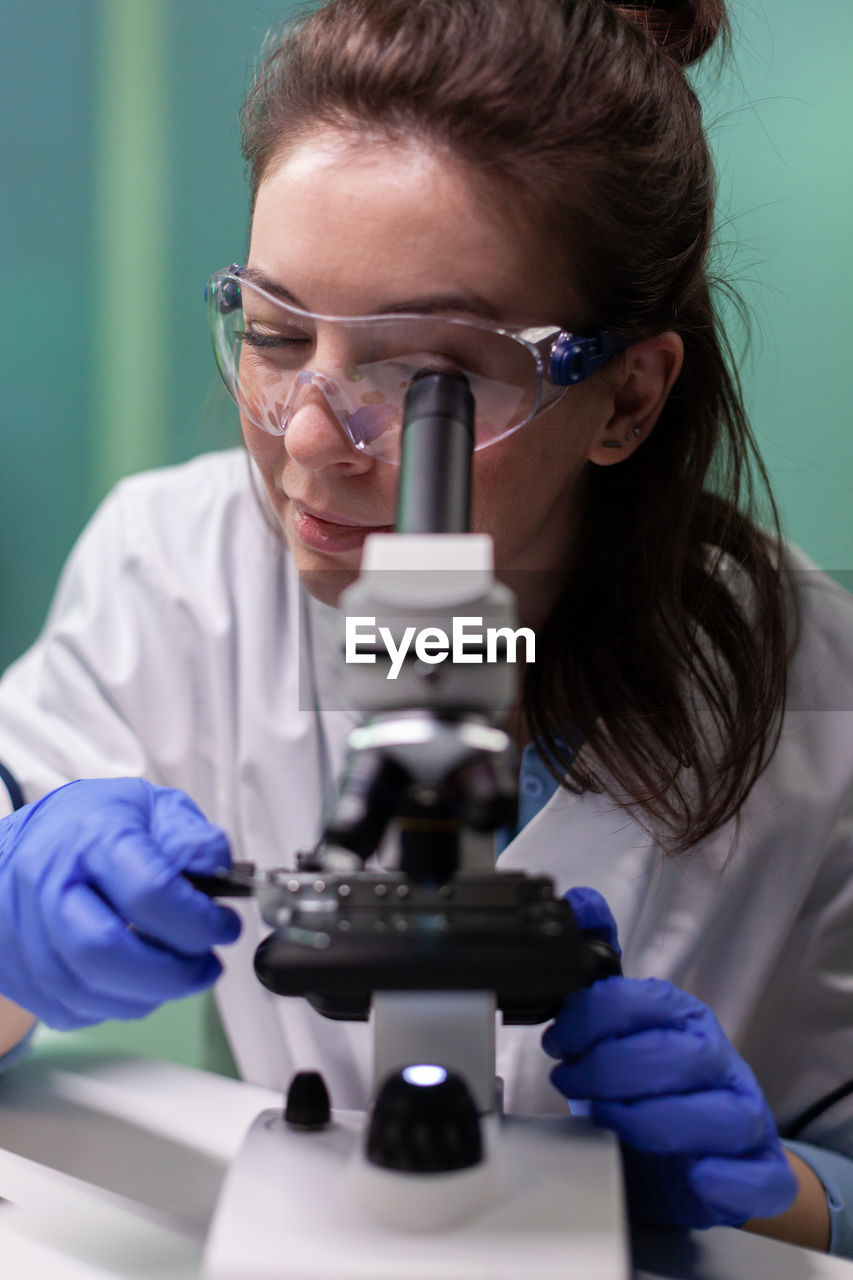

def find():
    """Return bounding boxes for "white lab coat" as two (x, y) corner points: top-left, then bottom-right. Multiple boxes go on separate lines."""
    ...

(1, 449), (852, 1150)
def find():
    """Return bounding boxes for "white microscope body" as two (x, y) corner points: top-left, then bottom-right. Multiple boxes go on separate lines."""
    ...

(201, 374), (629, 1279)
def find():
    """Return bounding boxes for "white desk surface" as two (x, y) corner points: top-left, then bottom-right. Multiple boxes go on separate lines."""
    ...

(1, 1050), (851, 1280)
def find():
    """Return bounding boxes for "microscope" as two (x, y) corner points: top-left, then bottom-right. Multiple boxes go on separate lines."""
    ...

(197, 372), (629, 1279)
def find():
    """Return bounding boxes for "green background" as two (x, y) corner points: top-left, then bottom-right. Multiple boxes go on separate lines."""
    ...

(1, 0), (851, 1072)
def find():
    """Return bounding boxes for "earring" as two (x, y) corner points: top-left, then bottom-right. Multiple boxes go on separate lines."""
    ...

(602, 440), (622, 449)
(624, 426), (643, 442)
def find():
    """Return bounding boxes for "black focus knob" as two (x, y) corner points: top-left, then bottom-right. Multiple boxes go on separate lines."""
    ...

(285, 1070), (331, 1130)
(366, 1065), (482, 1173)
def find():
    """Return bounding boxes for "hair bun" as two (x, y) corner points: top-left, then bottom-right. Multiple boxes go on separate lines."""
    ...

(608, 1), (729, 67)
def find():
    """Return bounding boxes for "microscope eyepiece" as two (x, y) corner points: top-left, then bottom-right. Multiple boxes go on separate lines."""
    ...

(395, 369), (475, 535)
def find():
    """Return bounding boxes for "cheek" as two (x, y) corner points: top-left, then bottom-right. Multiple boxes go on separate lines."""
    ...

(468, 405), (595, 559)
(241, 418), (287, 486)
(472, 426), (579, 519)
(471, 449), (518, 518)
(469, 445), (542, 555)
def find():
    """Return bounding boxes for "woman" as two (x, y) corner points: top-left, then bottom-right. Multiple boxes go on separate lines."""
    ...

(1, 0), (852, 1253)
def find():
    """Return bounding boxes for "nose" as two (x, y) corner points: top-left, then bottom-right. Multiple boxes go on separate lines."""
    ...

(281, 372), (374, 475)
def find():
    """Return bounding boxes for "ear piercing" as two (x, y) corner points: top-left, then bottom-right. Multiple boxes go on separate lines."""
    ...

(603, 427), (642, 450)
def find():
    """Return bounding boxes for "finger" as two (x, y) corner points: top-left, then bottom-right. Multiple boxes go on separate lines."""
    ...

(689, 1148), (798, 1222)
(543, 977), (704, 1058)
(148, 788), (233, 875)
(48, 883), (224, 1002)
(81, 829), (242, 955)
(586, 1088), (774, 1156)
(548, 1024), (731, 1099)
(17, 779), (239, 953)
(565, 887), (621, 955)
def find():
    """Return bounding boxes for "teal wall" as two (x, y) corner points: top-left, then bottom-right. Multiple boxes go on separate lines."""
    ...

(2, 0), (852, 1069)
(1, 0), (293, 675)
(690, 5), (853, 582)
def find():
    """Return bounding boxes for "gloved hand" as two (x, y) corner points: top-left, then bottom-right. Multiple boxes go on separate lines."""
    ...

(0, 778), (242, 1031)
(544, 887), (797, 1229)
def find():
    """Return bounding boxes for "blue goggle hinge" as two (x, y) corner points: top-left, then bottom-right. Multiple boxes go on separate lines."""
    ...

(550, 331), (633, 386)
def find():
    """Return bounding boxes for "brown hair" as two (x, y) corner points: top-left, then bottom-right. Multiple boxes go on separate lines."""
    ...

(241, 0), (792, 854)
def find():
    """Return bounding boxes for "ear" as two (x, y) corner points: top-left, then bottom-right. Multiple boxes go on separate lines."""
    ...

(587, 332), (684, 466)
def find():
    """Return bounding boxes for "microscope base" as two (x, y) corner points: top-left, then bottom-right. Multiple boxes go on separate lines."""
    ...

(202, 1107), (629, 1280)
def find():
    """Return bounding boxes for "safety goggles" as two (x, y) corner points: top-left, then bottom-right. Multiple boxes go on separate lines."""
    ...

(206, 265), (632, 466)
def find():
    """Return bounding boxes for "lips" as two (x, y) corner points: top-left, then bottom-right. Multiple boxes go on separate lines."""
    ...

(288, 499), (394, 553)
(290, 500), (391, 529)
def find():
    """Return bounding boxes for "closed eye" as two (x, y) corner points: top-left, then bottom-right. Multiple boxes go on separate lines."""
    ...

(237, 327), (312, 350)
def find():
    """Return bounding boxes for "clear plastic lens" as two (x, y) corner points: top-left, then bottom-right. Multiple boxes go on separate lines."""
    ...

(207, 272), (545, 464)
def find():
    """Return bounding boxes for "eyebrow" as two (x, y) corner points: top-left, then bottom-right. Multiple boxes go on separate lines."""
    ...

(239, 267), (304, 308)
(377, 295), (502, 321)
(240, 265), (503, 322)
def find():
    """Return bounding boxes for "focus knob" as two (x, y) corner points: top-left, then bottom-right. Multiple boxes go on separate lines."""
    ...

(285, 1070), (331, 1130)
(366, 1065), (482, 1173)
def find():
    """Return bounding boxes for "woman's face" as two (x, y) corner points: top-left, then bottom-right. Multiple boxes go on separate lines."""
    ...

(244, 130), (618, 612)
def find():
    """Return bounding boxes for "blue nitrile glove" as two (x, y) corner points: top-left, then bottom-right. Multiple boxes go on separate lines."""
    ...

(0, 778), (242, 1030)
(543, 887), (797, 1229)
